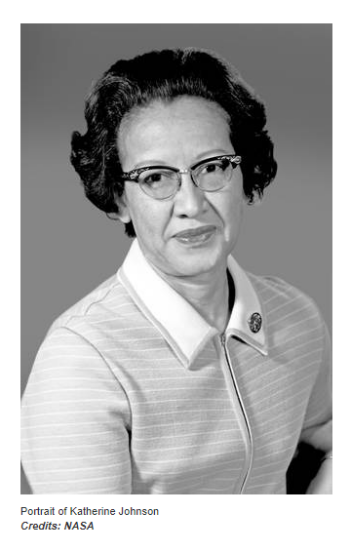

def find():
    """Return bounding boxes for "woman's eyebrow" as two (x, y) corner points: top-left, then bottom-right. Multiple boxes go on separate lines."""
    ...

(192, 149), (233, 162)
(132, 159), (172, 169)
(131, 150), (232, 170)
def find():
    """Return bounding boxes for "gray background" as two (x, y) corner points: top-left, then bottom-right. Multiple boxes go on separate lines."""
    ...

(21, 24), (332, 493)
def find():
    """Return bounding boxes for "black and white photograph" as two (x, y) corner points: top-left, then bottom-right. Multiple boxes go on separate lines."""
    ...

(21, 24), (332, 496)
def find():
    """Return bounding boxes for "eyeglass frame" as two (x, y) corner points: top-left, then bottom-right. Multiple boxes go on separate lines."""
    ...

(119, 154), (242, 200)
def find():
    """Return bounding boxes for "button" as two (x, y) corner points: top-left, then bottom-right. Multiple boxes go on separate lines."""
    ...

(248, 312), (262, 333)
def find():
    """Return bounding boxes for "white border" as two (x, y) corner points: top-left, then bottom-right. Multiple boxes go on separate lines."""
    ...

(2, 2), (349, 551)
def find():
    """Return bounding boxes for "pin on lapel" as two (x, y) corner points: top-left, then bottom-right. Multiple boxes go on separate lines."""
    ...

(248, 312), (262, 333)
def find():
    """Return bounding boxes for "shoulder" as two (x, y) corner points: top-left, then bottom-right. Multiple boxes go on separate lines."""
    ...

(249, 273), (321, 315)
(27, 272), (138, 385)
(39, 269), (149, 364)
(47, 271), (133, 335)
(249, 273), (325, 338)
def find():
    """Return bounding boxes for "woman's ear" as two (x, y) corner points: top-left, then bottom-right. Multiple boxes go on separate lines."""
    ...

(114, 193), (131, 224)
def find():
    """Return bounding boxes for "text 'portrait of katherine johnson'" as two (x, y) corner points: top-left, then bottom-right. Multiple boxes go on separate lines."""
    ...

(21, 47), (332, 494)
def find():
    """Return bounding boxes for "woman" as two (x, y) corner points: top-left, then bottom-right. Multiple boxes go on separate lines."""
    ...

(21, 48), (332, 494)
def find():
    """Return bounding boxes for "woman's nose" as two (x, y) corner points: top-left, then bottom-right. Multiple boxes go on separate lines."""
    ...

(173, 173), (206, 218)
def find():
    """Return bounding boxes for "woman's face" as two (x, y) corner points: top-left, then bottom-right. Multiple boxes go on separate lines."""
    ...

(117, 96), (245, 280)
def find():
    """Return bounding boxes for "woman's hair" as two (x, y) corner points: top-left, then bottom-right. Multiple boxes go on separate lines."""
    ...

(71, 48), (277, 237)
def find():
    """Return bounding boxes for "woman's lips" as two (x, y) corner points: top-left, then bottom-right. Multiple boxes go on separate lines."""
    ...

(173, 225), (217, 244)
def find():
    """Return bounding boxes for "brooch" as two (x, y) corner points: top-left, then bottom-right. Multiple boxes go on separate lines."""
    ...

(248, 312), (262, 333)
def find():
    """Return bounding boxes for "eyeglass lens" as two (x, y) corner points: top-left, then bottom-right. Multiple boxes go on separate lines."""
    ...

(139, 158), (234, 199)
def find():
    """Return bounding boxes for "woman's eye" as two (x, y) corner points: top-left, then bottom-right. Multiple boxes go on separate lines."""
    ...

(141, 170), (172, 187)
(201, 161), (226, 174)
(204, 164), (219, 173)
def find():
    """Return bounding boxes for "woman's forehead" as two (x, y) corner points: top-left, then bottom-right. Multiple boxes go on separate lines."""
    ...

(121, 95), (229, 127)
(117, 96), (231, 163)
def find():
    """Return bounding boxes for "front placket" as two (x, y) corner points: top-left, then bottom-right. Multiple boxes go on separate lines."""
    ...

(219, 333), (254, 493)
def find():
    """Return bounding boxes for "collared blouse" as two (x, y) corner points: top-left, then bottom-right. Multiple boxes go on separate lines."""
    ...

(21, 240), (332, 494)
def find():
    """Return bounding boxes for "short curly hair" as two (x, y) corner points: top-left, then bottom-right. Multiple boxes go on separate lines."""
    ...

(70, 48), (277, 237)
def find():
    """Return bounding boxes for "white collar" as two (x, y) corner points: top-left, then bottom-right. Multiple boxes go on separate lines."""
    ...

(118, 239), (268, 367)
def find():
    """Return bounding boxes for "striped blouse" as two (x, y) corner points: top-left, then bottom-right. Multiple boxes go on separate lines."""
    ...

(21, 239), (332, 494)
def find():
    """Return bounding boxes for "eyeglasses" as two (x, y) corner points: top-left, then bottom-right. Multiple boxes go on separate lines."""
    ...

(120, 154), (242, 200)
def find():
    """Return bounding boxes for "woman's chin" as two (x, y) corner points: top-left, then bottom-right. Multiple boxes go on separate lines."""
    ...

(166, 248), (226, 279)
